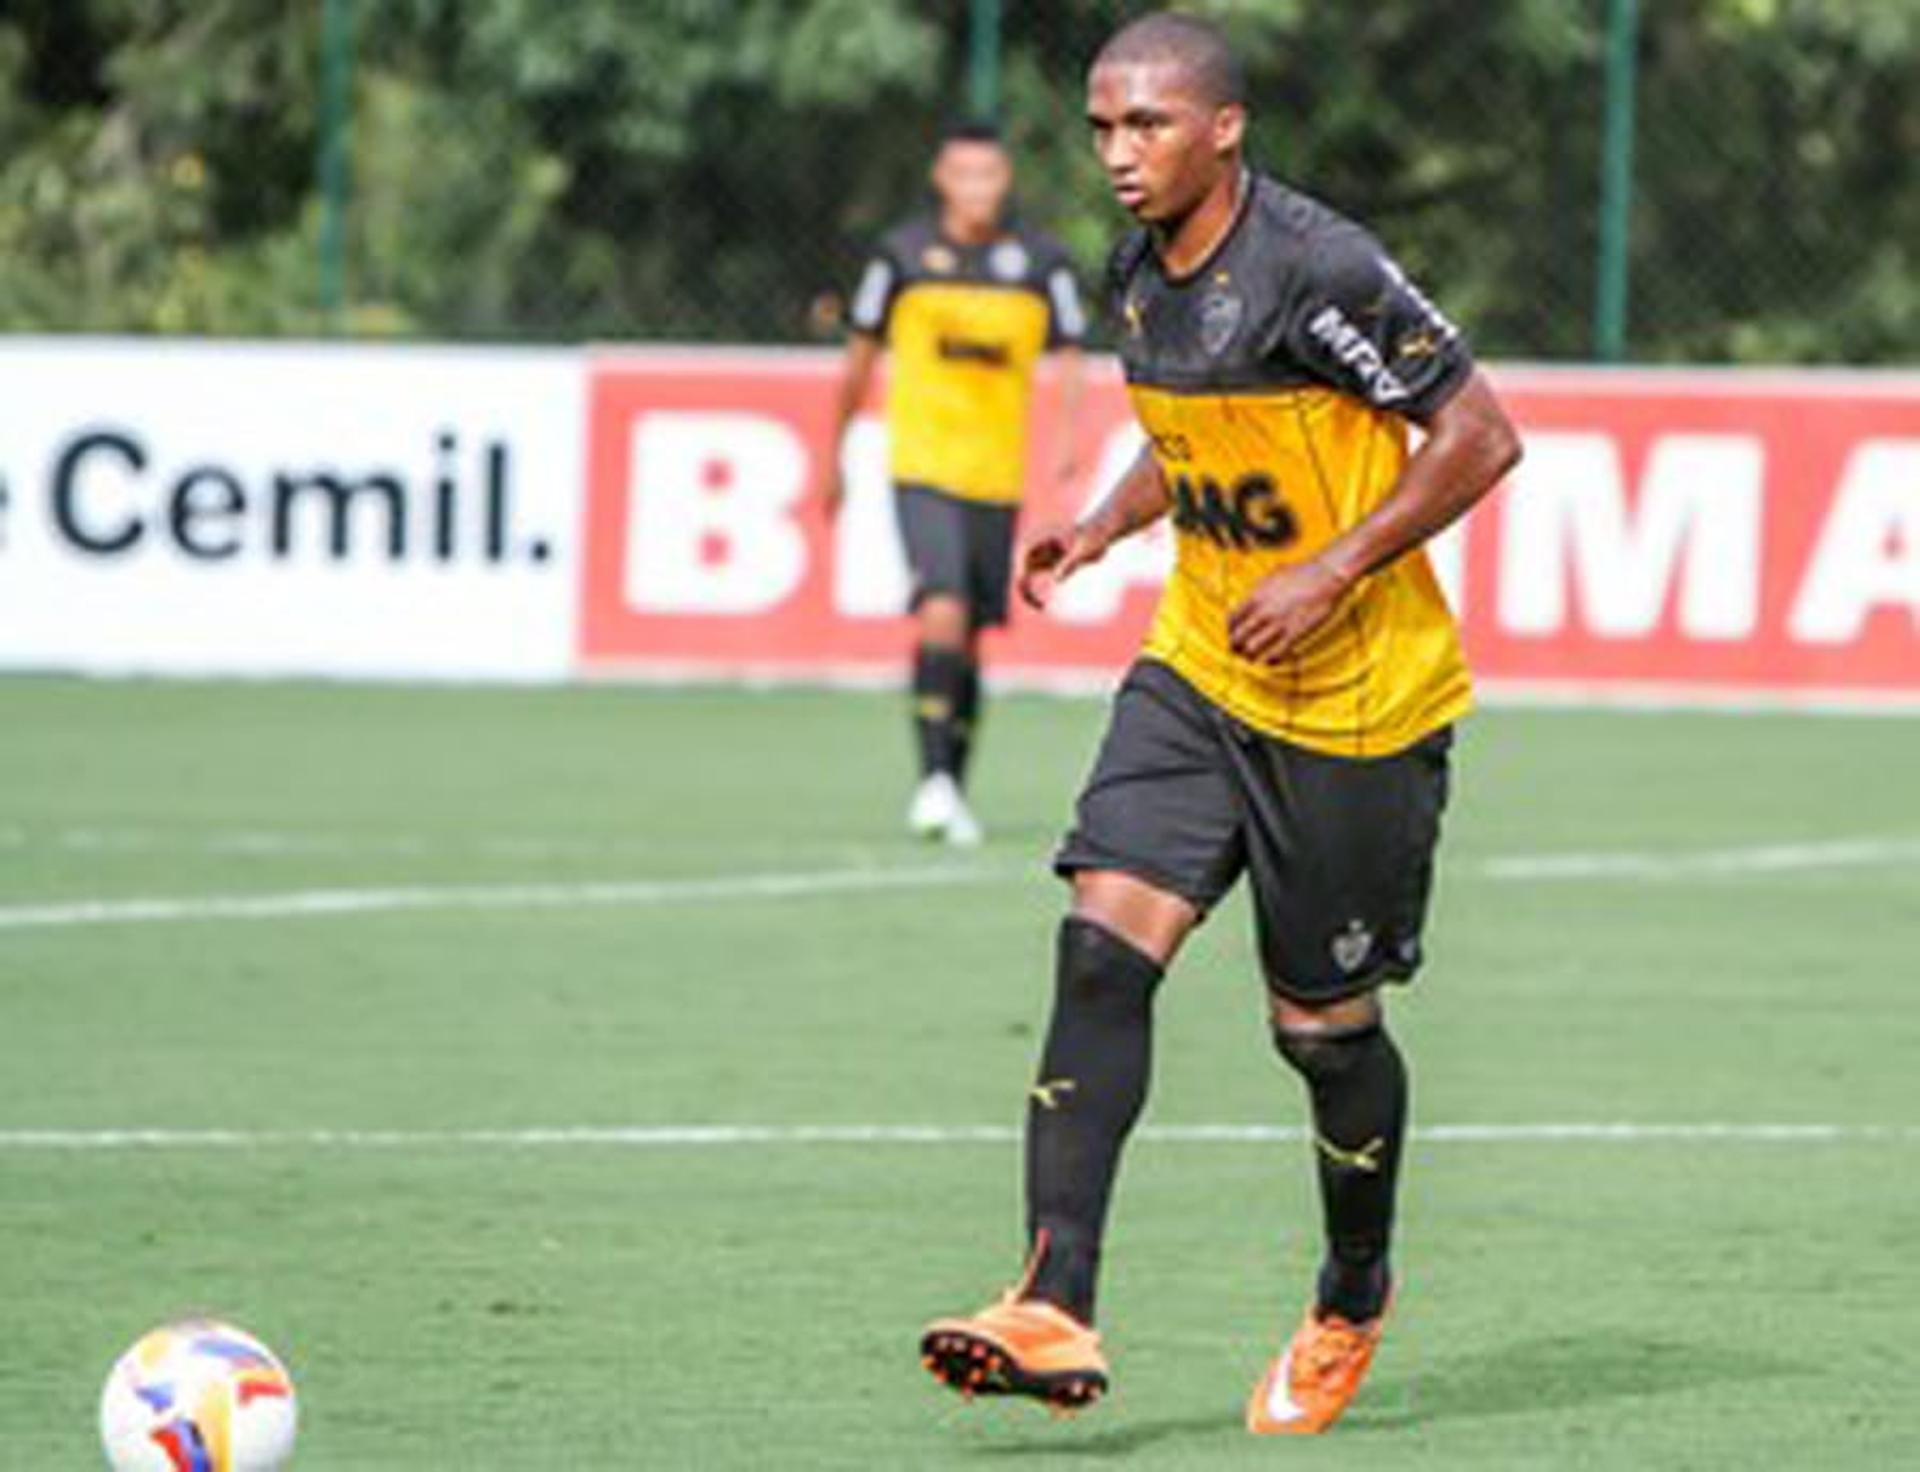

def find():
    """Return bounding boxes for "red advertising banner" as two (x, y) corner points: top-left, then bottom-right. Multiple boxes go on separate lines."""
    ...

(581, 350), (1920, 708)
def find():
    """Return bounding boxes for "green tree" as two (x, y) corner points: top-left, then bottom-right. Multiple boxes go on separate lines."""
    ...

(0, 0), (1912, 361)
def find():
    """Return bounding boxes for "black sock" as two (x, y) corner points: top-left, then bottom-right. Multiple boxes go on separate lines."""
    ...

(951, 659), (981, 786)
(1273, 1022), (1408, 1323)
(1024, 918), (1163, 1325)
(911, 644), (970, 779)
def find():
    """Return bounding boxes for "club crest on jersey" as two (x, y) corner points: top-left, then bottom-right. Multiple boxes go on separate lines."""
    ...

(1198, 288), (1243, 356)
(988, 239), (1029, 281)
(921, 243), (959, 274)
(1331, 919), (1374, 974)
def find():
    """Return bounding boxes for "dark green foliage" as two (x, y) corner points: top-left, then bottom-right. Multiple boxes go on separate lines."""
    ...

(0, 0), (1913, 359)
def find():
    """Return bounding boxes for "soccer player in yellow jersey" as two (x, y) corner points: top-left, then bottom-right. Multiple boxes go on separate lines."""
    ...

(821, 120), (1086, 846)
(920, 14), (1523, 1434)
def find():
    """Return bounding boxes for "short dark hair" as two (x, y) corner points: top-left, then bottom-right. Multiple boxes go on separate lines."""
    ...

(1092, 12), (1246, 109)
(941, 117), (1005, 146)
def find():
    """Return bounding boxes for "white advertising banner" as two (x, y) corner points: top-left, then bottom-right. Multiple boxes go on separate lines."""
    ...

(0, 340), (583, 679)
(1, 340), (1914, 704)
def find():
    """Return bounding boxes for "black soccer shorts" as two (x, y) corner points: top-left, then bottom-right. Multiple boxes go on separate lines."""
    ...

(1054, 660), (1453, 1003)
(894, 482), (1018, 630)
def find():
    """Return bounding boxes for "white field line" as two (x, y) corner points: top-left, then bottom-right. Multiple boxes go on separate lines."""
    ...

(9, 823), (1920, 876)
(0, 1122), (1913, 1151)
(0, 824), (858, 860)
(1478, 836), (1920, 882)
(0, 864), (1017, 932)
(1, 835), (1918, 933)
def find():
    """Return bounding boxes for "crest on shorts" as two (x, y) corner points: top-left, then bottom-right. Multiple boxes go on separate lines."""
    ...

(1330, 919), (1374, 974)
(1198, 287), (1244, 356)
(988, 238), (1029, 281)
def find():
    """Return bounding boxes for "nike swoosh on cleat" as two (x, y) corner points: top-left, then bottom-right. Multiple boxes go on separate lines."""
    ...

(1263, 1346), (1308, 1423)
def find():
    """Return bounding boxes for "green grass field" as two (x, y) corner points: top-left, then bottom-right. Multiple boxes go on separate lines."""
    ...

(3, 676), (1918, 1468)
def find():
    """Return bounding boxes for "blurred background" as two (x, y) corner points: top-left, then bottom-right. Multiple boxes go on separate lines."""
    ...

(2, 0), (1916, 360)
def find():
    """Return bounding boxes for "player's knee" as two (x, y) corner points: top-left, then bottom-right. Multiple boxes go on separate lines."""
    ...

(1055, 915), (1164, 1017)
(1270, 993), (1382, 1081)
(1069, 871), (1196, 968)
(917, 595), (971, 648)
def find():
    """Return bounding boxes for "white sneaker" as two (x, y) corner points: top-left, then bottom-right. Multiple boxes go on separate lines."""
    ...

(943, 796), (984, 848)
(907, 774), (961, 839)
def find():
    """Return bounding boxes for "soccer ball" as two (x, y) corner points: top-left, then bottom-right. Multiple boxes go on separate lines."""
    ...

(99, 1319), (298, 1471)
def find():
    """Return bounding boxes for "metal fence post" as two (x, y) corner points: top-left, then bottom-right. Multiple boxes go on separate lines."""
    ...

(318, 0), (354, 331)
(968, 0), (1002, 122)
(1594, 0), (1639, 361)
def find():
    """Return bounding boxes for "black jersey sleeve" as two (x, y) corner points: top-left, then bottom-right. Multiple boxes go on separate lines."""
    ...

(1276, 224), (1473, 422)
(846, 246), (900, 338)
(1044, 257), (1087, 349)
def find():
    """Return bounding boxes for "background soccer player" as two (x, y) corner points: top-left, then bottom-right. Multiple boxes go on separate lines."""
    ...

(920, 13), (1523, 1435)
(820, 120), (1086, 846)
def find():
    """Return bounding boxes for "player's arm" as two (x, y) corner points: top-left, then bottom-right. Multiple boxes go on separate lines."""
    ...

(1227, 234), (1523, 663)
(1228, 372), (1520, 661)
(1044, 258), (1090, 487)
(1319, 369), (1517, 585)
(1019, 442), (1170, 610)
(818, 331), (882, 516)
(818, 251), (897, 517)
(1052, 344), (1086, 486)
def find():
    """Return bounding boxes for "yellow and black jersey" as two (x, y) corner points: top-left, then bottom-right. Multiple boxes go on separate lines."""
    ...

(850, 216), (1084, 505)
(1111, 172), (1476, 758)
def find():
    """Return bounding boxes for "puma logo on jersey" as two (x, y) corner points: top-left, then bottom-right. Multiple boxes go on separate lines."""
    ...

(1397, 327), (1441, 360)
(1315, 1134), (1386, 1174)
(1030, 1078), (1078, 1110)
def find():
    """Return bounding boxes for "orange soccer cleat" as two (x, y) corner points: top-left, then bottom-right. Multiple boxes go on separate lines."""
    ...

(1243, 1303), (1387, 1435)
(920, 1292), (1109, 1413)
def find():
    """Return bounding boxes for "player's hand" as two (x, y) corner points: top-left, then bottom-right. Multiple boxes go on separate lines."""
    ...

(1227, 558), (1354, 663)
(1018, 519), (1108, 610)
